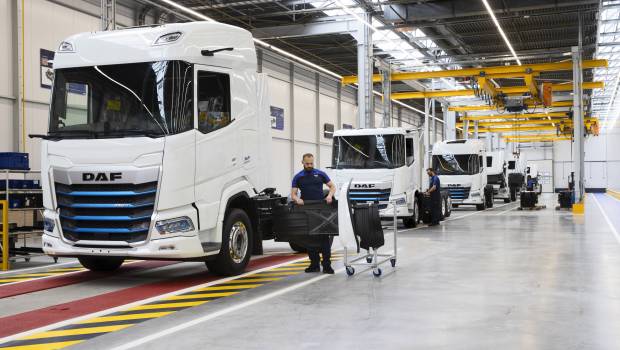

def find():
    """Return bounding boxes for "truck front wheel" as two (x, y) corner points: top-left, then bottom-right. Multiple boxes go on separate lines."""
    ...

(476, 195), (487, 211)
(510, 186), (517, 201)
(206, 209), (253, 276)
(289, 242), (307, 253)
(403, 199), (418, 228)
(78, 256), (124, 272)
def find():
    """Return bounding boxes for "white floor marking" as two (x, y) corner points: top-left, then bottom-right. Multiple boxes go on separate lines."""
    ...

(109, 266), (347, 350)
(492, 205), (519, 216)
(0, 255), (309, 344)
(592, 194), (620, 245)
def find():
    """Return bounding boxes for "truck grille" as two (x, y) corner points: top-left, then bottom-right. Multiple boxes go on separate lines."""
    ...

(348, 188), (391, 209)
(446, 186), (471, 200)
(55, 181), (157, 243)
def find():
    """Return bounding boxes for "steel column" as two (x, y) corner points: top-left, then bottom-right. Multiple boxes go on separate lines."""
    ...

(101, 0), (116, 30)
(11, 0), (24, 152)
(355, 12), (374, 128)
(423, 98), (430, 189)
(572, 46), (585, 203)
(290, 62), (296, 176)
(315, 72), (320, 166)
(379, 60), (392, 127)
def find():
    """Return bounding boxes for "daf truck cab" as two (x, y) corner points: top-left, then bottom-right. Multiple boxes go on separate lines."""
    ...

(327, 128), (434, 228)
(432, 139), (494, 211)
(486, 150), (511, 203)
(37, 22), (276, 275)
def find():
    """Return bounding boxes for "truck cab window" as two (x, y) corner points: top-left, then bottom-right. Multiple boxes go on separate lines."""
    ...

(405, 138), (414, 166)
(486, 156), (492, 167)
(197, 71), (231, 134)
(479, 156), (484, 171)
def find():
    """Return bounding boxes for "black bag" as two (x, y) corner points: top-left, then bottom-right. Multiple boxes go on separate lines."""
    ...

(558, 191), (573, 208)
(351, 203), (384, 250)
(272, 200), (338, 248)
(520, 191), (538, 208)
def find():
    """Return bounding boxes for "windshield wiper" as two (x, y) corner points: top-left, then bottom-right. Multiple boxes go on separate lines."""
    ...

(98, 129), (164, 138)
(30, 130), (98, 141)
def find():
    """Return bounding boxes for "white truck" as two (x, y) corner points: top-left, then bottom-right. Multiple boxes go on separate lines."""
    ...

(432, 139), (494, 210)
(327, 127), (451, 228)
(486, 150), (511, 203)
(35, 22), (284, 275)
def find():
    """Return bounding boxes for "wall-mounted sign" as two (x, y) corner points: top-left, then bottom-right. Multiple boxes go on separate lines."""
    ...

(270, 106), (284, 130)
(342, 123), (353, 129)
(323, 123), (334, 138)
(40, 48), (86, 95)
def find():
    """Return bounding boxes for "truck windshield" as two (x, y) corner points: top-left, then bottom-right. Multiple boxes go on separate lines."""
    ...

(332, 134), (405, 169)
(49, 61), (194, 138)
(433, 154), (480, 175)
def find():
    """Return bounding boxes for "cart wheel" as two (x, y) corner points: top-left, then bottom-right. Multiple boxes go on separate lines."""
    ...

(25, 258), (30, 262)
(53, 257), (58, 263)
(366, 256), (373, 263)
(390, 258), (396, 267)
(373, 268), (382, 277)
(346, 266), (355, 276)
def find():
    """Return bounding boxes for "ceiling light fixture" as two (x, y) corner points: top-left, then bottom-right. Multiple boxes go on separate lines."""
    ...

(481, 0), (522, 65)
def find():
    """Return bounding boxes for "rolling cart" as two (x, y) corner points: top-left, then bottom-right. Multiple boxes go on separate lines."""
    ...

(344, 201), (397, 278)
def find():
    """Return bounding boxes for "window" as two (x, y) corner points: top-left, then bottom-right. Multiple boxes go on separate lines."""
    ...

(433, 154), (479, 175)
(479, 156), (484, 169)
(197, 71), (231, 134)
(405, 138), (414, 166)
(332, 134), (405, 169)
(486, 156), (493, 167)
(508, 161), (516, 170)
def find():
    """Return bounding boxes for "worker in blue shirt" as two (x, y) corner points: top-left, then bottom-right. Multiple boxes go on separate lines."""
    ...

(291, 153), (337, 274)
(425, 168), (441, 226)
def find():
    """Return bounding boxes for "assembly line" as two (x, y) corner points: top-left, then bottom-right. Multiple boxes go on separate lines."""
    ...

(1, 1), (620, 349)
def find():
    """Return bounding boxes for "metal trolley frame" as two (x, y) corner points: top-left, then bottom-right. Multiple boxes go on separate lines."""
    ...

(344, 201), (397, 277)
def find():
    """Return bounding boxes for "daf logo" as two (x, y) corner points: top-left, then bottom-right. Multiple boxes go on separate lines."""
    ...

(82, 172), (122, 182)
(353, 183), (375, 189)
(446, 184), (460, 187)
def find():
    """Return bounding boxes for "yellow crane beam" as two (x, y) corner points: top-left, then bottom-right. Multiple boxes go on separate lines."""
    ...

(460, 112), (568, 121)
(391, 81), (603, 100)
(504, 136), (572, 143)
(448, 100), (573, 111)
(476, 125), (558, 133)
(458, 118), (598, 128)
(341, 59), (608, 84)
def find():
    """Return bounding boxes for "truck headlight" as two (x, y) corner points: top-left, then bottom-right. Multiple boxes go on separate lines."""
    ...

(155, 216), (195, 235)
(44, 217), (55, 232)
(390, 195), (407, 206)
(470, 192), (480, 197)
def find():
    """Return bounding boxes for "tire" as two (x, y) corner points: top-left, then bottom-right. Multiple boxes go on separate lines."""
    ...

(206, 209), (253, 276)
(510, 187), (517, 201)
(503, 198), (510, 203)
(485, 187), (494, 208)
(476, 195), (487, 211)
(440, 197), (446, 221)
(403, 199), (418, 228)
(78, 256), (124, 272)
(289, 242), (307, 253)
(444, 197), (452, 217)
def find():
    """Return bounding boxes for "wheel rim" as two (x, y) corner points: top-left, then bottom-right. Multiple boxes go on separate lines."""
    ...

(414, 202), (419, 222)
(228, 221), (248, 264)
(441, 199), (446, 215)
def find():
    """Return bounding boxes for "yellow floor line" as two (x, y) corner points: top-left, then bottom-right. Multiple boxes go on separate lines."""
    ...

(271, 267), (307, 271)
(0, 278), (31, 283)
(251, 272), (301, 277)
(165, 292), (238, 300)
(47, 268), (84, 272)
(126, 301), (209, 311)
(23, 324), (134, 340)
(0, 340), (84, 350)
(11, 273), (60, 278)
(78, 312), (174, 324)
(194, 284), (261, 291)
(224, 277), (282, 283)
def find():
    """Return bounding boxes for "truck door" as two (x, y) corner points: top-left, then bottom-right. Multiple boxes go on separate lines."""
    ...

(194, 65), (240, 231)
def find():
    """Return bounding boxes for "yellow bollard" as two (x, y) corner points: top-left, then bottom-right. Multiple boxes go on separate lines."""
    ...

(572, 200), (585, 214)
(0, 200), (8, 270)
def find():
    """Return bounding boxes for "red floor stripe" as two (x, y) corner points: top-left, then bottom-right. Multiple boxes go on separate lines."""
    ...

(0, 260), (179, 299)
(0, 254), (300, 338)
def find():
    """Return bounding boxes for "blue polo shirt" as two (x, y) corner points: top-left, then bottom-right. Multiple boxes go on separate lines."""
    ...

(429, 175), (441, 190)
(292, 169), (331, 201)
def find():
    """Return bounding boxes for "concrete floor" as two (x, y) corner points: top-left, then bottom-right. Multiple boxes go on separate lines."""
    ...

(2, 194), (620, 350)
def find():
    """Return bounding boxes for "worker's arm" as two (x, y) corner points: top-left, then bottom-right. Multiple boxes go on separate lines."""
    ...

(291, 187), (303, 205)
(325, 180), (336, 204)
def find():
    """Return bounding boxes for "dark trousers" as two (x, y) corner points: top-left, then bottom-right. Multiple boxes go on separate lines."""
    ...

(430, 193), (442, 224)
(308, 236), (332, 268)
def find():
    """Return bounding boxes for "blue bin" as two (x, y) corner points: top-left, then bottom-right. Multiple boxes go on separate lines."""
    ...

(9, 197), (23, 208)
(0, 153), (30, 170)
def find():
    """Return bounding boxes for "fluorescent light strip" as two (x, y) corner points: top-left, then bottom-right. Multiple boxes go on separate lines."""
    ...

(481, 0), (522, 66)
(160, 0), (431, 121)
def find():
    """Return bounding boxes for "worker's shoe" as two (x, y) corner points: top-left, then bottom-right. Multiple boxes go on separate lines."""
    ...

(322, 265), (335, 274)
(305, 265), (320, 273)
